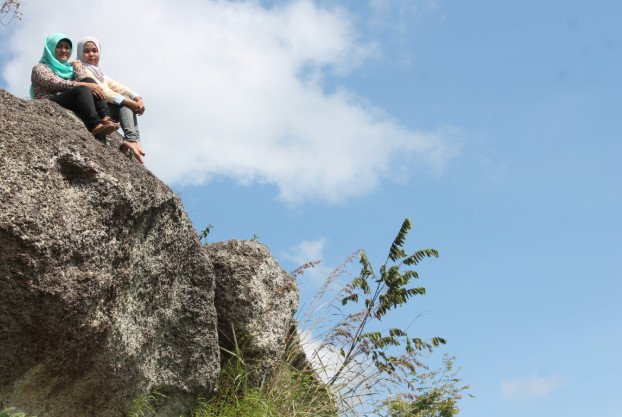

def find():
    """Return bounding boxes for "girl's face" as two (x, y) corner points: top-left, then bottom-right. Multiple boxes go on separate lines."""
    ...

(55, 40), (71, 63)
(82, 41), (100, 66)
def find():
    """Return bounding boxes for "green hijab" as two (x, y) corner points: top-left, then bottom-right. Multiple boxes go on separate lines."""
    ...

(31, 33), (74, 98)
(39, 32), (75, 79)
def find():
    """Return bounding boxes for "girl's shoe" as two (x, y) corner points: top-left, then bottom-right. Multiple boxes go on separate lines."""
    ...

(101, 117), (120, 129)
(90, 123), (117, 137)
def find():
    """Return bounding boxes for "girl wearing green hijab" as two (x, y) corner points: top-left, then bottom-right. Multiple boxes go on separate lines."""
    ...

(31, 32), (118, 137)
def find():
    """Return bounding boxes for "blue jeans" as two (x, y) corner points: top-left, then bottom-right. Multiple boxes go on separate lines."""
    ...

(107, 103), (140, 142)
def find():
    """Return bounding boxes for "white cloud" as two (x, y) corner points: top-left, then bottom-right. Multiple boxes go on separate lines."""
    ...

(369, 0), (440, 14)
(283, 237), (327, 265)
(502, 375), (563, 399)
(282, 237), (332, 284)
(1, 0), (454, 203)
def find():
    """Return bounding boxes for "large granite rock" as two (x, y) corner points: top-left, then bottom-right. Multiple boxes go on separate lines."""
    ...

(0, 89), (220, 416)
(205, 240), (299, 380)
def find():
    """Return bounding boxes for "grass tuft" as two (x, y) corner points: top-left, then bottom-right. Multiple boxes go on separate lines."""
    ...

(0, 408), (31, 417)
(186, 333), (338, 417)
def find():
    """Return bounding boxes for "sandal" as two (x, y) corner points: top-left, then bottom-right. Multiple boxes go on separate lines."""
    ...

(101, 117), (120, 129)
(90, 123), (117, 137)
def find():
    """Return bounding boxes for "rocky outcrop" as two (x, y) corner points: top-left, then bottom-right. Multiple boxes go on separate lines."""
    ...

(205, 240), (299, 380)
(0, 90), (220, 416)
(0, 88), (304, 417)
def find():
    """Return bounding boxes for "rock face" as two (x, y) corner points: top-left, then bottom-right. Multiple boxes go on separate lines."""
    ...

(0, 89), (220, 416)
(205, 241), (299, 379)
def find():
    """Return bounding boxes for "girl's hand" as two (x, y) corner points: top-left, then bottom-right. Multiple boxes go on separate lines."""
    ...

(87, 83), (105, 100)
(134, 97), (145, 115)
(126, 100), (141, 113)
(78, 81), (105, 100)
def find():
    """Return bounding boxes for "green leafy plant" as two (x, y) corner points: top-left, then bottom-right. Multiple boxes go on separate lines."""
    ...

(332, 218), (443, 382)
(199, 224), (214, 245)
(297, 218), (468, 415)
(383, 355), (470, 417)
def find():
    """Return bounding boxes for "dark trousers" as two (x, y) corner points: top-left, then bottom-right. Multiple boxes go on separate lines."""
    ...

(49, 77), (110, 131)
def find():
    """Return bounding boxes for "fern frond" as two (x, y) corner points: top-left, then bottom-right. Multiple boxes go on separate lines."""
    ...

(341, 293), (359, 305)
(431, 337), (447, 347)
(389, 218), (412, 261)
(359, 251), (374, 278)
(406, 287), (426, 298)
(403, 249), (439, 266)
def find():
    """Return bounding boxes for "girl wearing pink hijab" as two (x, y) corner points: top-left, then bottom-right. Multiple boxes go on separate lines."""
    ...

(76, 36), (146, 163)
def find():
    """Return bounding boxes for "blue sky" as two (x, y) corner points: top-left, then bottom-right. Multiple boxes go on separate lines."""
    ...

(1, 1), (620, 416)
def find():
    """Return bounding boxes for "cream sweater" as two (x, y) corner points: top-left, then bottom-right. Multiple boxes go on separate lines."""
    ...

(82, 66), (140, 105)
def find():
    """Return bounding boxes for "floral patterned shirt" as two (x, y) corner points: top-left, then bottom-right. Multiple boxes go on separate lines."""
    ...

(31, 63), (87, 99)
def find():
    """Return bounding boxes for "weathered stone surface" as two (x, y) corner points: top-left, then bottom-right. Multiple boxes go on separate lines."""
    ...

(0, 89), (220, 417)
(205, 240), (299, 379)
